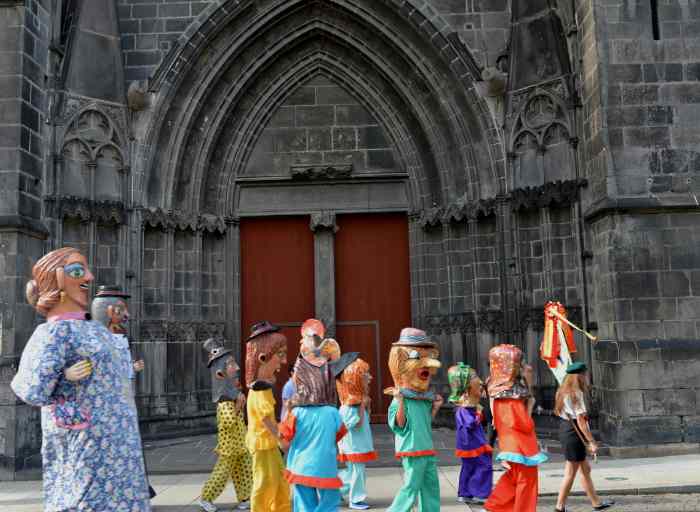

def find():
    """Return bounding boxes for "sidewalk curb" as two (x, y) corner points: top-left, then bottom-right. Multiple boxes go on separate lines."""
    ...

(540, 484), (700, 497)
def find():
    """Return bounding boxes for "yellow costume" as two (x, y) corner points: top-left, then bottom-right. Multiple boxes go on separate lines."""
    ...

(246, 386), (291, 512)
(201, 401), (253, 502)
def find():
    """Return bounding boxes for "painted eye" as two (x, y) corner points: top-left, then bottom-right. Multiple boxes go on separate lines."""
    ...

(64, 263), (86, 279)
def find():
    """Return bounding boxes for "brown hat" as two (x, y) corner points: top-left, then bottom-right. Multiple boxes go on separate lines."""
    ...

(247, 320), (280, 341)
(203, 338), (232, 368)
(95, 284), (131, 299)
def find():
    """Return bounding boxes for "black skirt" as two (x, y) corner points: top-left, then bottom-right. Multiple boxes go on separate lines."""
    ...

(559, 419), (587, 462)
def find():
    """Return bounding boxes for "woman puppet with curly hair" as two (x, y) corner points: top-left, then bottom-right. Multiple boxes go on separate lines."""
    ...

(11, 248), (151, 511)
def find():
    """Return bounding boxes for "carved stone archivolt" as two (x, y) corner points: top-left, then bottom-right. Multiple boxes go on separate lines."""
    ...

(510, 179), (587, 211)
(142, 207), (228, 235)
(139, 320), (226, 343)
(45, 196), (127, 224)
(291, 164), (353, 181)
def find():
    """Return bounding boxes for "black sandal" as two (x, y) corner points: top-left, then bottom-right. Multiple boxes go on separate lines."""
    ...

(593, 500), (615, 510)
(554, 507), (566, 512)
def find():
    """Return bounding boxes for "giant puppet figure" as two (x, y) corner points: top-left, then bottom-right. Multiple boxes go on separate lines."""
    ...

(196, 338), (253, 512)
(484, 344), (548, 512)
(447, 362), (493, 504)
(244, 321), (292, 512)
(384, 328), (443, 512)
(336, 356), (377, 510)
(11, 248), (151, 511)
(280, 319), (348, 512)
(90, 285), (156, 500)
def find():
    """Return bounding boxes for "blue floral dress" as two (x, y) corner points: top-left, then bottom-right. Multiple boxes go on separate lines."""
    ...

(11, 319), (151, 511)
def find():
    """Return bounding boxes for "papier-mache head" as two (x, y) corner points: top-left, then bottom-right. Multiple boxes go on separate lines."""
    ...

(447, 362), (482, 407)
(91, 285), (131, 334)
(487, 344), (530, 399)
(386, 327), (441, 394)
(203, 338), (241, 402)
(290, 318), (342, 406)
(245, 321), (288, 387)
(336, 357), (371, 406)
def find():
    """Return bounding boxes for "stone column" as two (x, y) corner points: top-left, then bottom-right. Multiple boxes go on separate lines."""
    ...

(310, 212), (337, 336)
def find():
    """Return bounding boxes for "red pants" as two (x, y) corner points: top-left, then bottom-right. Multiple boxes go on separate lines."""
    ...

(484, 462), (538, 512)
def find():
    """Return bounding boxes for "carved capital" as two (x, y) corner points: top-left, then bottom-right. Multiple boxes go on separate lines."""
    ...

(418, 205), (444, 230)
(310, 211), (338, 232)
(198, 213), (227, 235)
(477, 309), (505, 335)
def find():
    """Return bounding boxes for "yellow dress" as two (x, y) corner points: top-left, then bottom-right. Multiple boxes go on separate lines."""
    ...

(201, 401), (253, 503)
(246, 386), (291, 512)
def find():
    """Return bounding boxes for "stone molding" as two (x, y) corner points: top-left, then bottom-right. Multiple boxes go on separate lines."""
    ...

(443, 196), (497, 224)
(291, 164), (353, 181)
(141, 207), (228, 235)
(139, 320), (226, 343)
(45, 196), (127, 224)
(423, 312), (476, 335)
(509, 179), (587, 211)
(477, 309), (505, 335)
(309, 211), (338, 232)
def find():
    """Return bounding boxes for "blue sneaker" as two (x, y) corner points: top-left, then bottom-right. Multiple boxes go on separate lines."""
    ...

(349, 502), (370, 510)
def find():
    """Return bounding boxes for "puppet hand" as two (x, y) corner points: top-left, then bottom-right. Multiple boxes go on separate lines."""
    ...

(65, 360), (92, 381)
(133, 360), (145, 372)
(236, 393), (246, 411)
(501, 460), (512, 470)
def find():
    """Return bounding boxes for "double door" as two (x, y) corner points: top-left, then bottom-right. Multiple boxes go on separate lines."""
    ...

(240, 213), (410, 422)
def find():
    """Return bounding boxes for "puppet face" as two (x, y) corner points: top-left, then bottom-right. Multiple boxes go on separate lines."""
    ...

(107, 299), (129, 334)
(389, 346), (441, 393)
(487, 344), (530, 399)
(211, 354), (241, 402)
(257, 345), (287, 384)
(337, 358), (371, 406)
(59, 253), (93, 310)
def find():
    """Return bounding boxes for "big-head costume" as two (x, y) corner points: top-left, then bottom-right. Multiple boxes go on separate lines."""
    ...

(447, 363), (493, 502)
(279, 319), (348, 512)
(198, 338), (253, 509)
(91, 285), (157, 500)
(336, 357), (377, 508)
(385, 328), (442, 512)
(11, 248), (151, 511)
(484, 345), (547, 512)
(245, 321), (291, 512)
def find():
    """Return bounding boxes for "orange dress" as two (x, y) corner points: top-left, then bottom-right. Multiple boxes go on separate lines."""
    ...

(484, 399), (547, 512)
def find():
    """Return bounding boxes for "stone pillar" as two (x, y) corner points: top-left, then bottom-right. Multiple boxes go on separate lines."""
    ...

(0, 0), (51, 480)
(310, 212), (337, 336)
(225, 217), (241, 356)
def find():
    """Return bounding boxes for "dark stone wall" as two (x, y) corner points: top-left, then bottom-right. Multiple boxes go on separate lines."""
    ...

(0, 0), (50, 479)
(246, 74), (397, 177)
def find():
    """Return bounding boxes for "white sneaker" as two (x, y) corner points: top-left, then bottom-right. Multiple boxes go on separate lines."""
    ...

(235, 500), (250, 510)
(195, 498), (218, 512)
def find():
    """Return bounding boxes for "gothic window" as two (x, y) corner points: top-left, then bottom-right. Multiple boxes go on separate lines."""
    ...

(510, 93), (573, 188)
(61, 109), (125, 201)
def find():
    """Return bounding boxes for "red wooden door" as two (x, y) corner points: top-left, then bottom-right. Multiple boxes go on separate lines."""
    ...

(335, 213), (411, 422)
(240, 216), (315, 403)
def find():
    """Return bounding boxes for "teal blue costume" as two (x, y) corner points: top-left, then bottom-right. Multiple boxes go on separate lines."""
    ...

(387, 396), (440, 511)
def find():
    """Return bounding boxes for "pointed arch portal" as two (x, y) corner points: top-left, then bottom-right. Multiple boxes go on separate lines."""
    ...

(136, 1), (504, 416)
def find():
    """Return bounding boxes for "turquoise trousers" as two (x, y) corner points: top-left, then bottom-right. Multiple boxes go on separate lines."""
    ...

(340, 462), (367, 503)
(387, 456), (440, 511)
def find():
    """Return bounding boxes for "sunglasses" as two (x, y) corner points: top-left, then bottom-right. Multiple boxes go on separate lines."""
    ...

(63, 263), (87, 279)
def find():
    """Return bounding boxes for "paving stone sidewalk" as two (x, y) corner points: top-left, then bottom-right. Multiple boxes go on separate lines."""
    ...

(142, 425), (566, 474)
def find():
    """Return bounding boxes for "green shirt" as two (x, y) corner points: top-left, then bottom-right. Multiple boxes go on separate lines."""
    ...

(388, 397), (436, 457)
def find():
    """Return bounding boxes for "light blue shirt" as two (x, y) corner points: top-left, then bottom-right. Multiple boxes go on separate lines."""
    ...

(338, 405), (375, 456)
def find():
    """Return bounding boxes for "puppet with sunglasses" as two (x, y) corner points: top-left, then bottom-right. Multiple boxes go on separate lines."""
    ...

(384, 328), (443, 512)
(11, 248), (151, 511)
